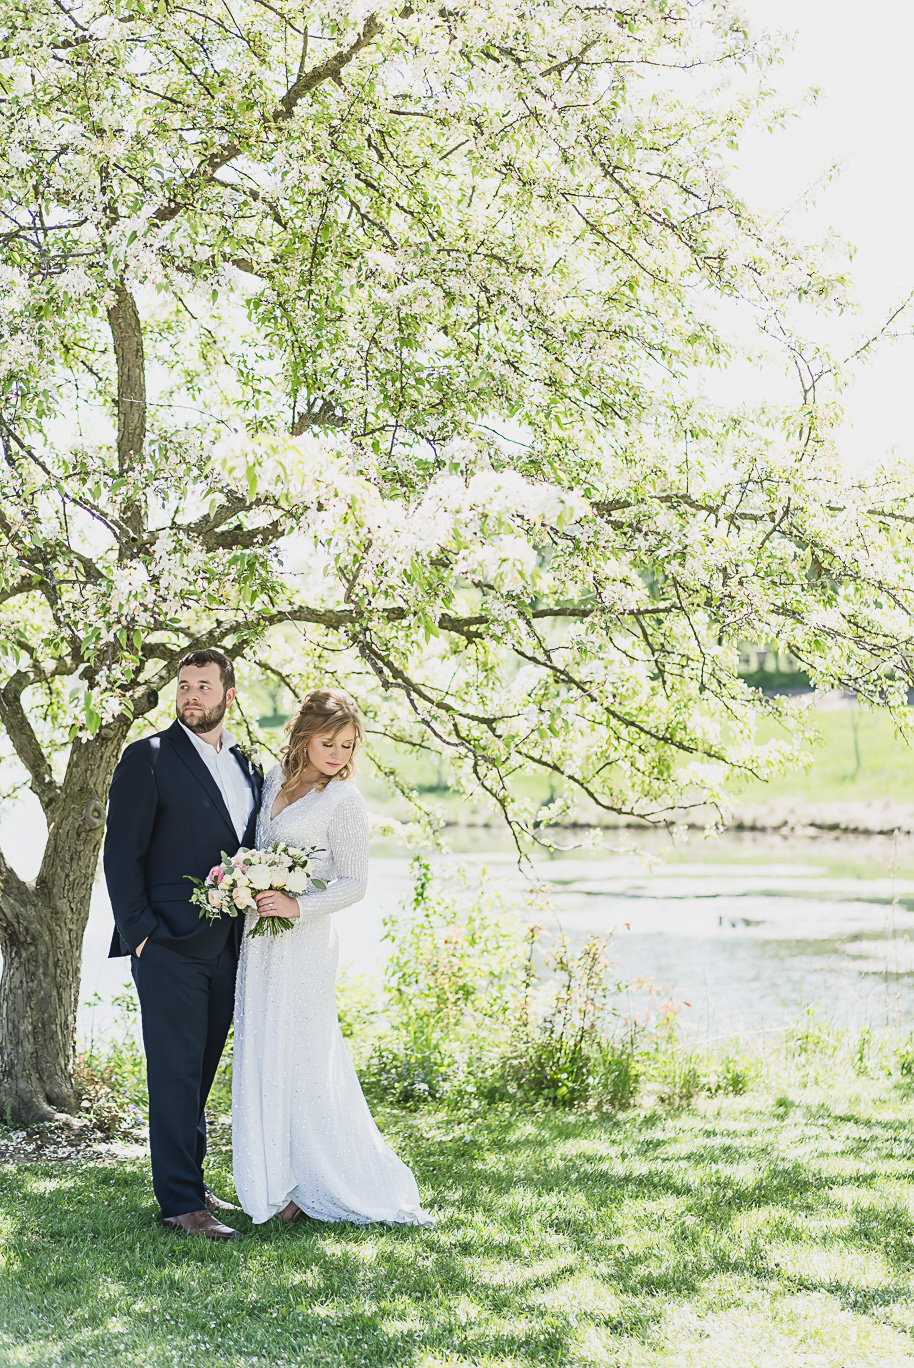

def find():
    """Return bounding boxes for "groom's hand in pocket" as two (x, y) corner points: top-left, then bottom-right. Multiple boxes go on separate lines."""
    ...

(135, 938), (148, 958)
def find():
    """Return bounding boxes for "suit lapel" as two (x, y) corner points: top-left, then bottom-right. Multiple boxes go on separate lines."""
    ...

(166, 720), (237, 841)
(231, 745), (263, 846)
(230, 745), (262, 804)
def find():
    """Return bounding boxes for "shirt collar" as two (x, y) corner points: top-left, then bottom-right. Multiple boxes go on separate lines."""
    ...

(178, 719), (236, 757)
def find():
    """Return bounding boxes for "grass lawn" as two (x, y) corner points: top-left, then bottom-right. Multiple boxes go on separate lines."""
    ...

(736, 705), (914, 809)
(5, 1079), (914, 1367)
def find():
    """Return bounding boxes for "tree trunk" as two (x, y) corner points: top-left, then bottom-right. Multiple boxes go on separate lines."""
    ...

(0, 283), (150, 1124)
(107, 282), (146, 543)
(0, 891), (85, 1123)
(0, 721), (131, 1124)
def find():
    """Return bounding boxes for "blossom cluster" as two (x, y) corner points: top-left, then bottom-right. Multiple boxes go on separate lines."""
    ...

(0, 0), (911, 853)
(187, 841), (325, 938)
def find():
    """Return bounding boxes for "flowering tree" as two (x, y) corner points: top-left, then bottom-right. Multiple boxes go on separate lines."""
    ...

(0, 0), (911, 1122)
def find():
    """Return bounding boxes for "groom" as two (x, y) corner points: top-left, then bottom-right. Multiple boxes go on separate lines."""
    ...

(104, 649), (262, 1240)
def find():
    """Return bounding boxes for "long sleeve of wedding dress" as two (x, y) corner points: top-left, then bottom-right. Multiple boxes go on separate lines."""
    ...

(231, 767), (433, 1227)
(291, 788), (368, 919)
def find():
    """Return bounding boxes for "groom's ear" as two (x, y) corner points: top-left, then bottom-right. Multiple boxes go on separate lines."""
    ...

(225, 686), (237, 710)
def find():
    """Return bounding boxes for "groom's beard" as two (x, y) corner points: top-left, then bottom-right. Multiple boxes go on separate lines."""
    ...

(177, 696), (228, 735)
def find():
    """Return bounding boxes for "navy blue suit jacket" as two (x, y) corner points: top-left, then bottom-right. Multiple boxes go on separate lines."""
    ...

(103, 720), (263, 958)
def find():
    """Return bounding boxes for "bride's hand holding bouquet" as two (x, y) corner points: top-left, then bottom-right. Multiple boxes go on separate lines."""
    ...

(187, 841), (326, 938)
(253, 887), (301, 926)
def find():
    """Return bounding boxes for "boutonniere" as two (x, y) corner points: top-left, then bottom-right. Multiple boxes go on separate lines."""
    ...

(232, 740), (262, 773)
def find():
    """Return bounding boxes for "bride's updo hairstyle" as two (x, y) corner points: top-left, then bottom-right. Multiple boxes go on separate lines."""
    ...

(281, 689), (364, 793)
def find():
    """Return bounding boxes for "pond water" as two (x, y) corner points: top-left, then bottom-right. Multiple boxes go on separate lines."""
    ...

(369, 831), (914, 1040)
(519, 836), (914, 1037)
(3, 795), (913, 1042)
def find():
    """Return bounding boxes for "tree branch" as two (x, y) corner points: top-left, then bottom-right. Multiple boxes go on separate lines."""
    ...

(0, 841), (36, 942)
(0, 574), (44, 605)
(106, 282), (146, 542)
(0, 420), (131, 551)
(151, 13), (384, 226)
(291, 398), (348, 432)
(175, 492), (289, 550)
(508, 643), (735, 765)
(276, 14), (383, 116)
(0, 673), (61, 823)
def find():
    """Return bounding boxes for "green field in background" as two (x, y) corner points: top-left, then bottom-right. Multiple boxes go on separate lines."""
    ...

(736, 706), (914, 807)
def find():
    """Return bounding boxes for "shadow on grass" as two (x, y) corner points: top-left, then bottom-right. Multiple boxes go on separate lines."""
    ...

(3, 1096), (914, 1365)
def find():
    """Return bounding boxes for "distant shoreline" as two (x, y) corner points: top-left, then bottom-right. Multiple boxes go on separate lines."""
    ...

(438, 801), (914, 839)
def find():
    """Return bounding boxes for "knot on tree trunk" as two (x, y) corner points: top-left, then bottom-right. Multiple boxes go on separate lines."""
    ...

(78, 799), (105, 832)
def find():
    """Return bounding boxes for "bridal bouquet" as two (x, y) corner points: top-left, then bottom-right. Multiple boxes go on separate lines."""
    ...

(187, 841), (326, 938)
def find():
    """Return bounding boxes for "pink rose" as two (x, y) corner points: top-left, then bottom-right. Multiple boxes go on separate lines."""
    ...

(207, 866), (224, 886)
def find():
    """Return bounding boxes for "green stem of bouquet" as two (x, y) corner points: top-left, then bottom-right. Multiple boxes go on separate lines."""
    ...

(247, 915), (296, 938)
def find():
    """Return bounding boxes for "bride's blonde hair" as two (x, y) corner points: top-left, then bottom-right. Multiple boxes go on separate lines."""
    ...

(280, 689), (363, 793)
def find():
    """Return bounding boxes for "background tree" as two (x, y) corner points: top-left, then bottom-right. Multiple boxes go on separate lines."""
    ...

(0, 0), (911, 1122)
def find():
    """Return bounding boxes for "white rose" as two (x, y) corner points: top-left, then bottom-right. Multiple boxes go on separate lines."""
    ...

(269, 869), (289, 889)
(285, 870), (309, 894)
(245, 865), (275, 890)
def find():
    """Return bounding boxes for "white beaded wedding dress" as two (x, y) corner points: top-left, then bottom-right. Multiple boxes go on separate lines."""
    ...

(231, 766), (433, 1227)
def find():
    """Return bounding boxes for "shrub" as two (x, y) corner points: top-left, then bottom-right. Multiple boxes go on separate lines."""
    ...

(711, 1054), (756, 1097)
(362, 1043), (452, 1109)
(655, 1047), (705, 1107)
(895, 1035), (914, 1083)
(382, 856), (527, 1044)
(74, 1054), (142, 1137)
(362, 856), (530, 1102)
(359, 859), (776, 1114)
(363, 860), (655, 1112)
(336, 968), (382, 1044)
(483, 931), (626, 1108)
(786, 1006), (838, 1065)
(80, 990), (148, 1117)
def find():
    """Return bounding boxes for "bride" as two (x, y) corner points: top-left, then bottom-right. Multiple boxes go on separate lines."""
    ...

(231, 688), (433, 1227)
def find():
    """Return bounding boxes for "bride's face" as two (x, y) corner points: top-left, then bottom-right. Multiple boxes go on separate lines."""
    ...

(306, 722), (357, 778)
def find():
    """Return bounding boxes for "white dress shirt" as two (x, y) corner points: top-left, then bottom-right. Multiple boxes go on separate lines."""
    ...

(179, 721), (255, 841)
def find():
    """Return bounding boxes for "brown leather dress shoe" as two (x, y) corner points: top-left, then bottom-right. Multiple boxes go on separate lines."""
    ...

(161, 1209), (242, 1241)
(205, 1187), (240, 1213)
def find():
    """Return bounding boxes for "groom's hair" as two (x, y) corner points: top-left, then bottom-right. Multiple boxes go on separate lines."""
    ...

(177, 648), (235, 695)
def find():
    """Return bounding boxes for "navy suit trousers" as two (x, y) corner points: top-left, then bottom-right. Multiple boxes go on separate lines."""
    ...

(131, 937), (237, 1218)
